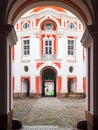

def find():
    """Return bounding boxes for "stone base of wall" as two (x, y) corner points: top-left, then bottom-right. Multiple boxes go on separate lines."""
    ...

(56, 93), (68, 98)
(0, 110), (13, 130)
(14, 92), (42, 98)
(85, 110), (98, 130)
(29, 93), (41, 98)
(13, 93), (23, 98)
(85, 110), (93, 130)
(68, 92), (85, 99)
(14, 92), (85, 99)
(56, 92), (85, 98)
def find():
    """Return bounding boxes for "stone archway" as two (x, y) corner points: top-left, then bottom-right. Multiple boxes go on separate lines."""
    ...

(41, 67), (57, 97)
(0, 0), (95, 130)
(7, 0), (92, 27)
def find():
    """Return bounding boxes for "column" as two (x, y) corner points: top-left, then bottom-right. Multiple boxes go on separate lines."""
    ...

(81, 25), (98, 130)
(89, 25), (98, 130)
(0, 24), (17, 130)
(57, 76), (62, 95)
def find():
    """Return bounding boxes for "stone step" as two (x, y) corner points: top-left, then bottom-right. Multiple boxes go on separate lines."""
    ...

(68, 93), (85, 99)
(15, 126), (78, 130)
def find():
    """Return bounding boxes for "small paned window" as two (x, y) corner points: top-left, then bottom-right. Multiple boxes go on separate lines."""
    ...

(68, 40), (74, 55)
(23, 40), (30, 55)
(45, 40), (53, 54)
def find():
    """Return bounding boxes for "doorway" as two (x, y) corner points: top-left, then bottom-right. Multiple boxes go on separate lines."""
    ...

(42, 68), (56, 97)
(0, 0), (94, 130)
(22, 78), (30, 97)
(68, 78), (76, 94)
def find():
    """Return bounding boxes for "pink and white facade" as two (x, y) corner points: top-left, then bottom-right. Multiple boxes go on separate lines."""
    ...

(12, 6), (86, 97)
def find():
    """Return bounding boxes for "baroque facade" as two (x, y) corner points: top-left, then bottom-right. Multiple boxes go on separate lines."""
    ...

(1, 0), (98, 130)
(12, 6), (86, 98)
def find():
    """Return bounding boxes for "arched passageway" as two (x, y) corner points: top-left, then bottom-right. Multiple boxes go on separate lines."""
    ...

(1, 0), (98, 130)
(41, 67), (57, 97)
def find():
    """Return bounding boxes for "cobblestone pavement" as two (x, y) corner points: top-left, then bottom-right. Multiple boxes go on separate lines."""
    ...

(13, 97), (86, 130)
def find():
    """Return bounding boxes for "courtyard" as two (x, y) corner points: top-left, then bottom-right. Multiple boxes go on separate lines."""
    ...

(13, 97), (86, 130)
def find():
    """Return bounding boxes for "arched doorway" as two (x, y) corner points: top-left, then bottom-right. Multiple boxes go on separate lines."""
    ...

(9, 2), (93, 129)
(0, 0), (95, 130)
(41, 67), (57, 97)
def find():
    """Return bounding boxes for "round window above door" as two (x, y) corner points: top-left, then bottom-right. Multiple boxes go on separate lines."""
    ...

(44, 23), (53, 30)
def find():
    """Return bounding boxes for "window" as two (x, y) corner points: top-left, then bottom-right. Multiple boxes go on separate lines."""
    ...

(68, 40), (74, 55)
(44, 23), (53, 30)
(83, 47), (86, 61)
(22, 22), (30, 30)
(69, 66), (74, 73)
(44, 40), (53, 54)
(68, 22), (75, 30)
(23, 40), (30, 55)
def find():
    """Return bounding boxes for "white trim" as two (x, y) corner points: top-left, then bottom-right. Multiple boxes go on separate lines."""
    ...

(22, 21), (30, 30)
(67, 21), (76, 30)
(43, 36), (54, 55)
(35, 62), (61, 76)
(38, 15), (60, 28)
(21, 37), (30, 61)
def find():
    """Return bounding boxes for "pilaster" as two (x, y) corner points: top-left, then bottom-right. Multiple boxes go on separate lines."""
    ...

(81, 24), (98, 130)
(0, 24), (17, 130)
(89, 25), (98, 130)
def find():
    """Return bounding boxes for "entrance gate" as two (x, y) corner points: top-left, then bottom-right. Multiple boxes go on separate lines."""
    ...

(42, 68), (56, 97)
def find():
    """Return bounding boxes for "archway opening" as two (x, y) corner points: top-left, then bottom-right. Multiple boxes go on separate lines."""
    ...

(7, 0), (92, 129)
(41, 67), (57, 97)
(12, 5), (87, 129)
(68, 78), (76, 94)
(21, 77), (30, 97)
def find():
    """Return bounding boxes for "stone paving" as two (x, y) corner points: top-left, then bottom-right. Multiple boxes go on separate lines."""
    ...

(20, 126), (77, 130)
(13, 97), (86, 130)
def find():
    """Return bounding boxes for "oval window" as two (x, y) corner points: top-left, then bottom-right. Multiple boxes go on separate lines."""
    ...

(24, 65), (29, 72)
(69, 66), (74, 73)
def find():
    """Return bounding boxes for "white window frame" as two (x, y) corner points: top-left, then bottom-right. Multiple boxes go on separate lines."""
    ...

(22, 38), (30, 57)
(67, 37), (76, 61)
(43, 38), (54, 55)
(68, 39), (75, 56)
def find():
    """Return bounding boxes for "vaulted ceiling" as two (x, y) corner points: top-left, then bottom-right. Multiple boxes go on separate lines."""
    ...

(0, 0), (94, 26)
